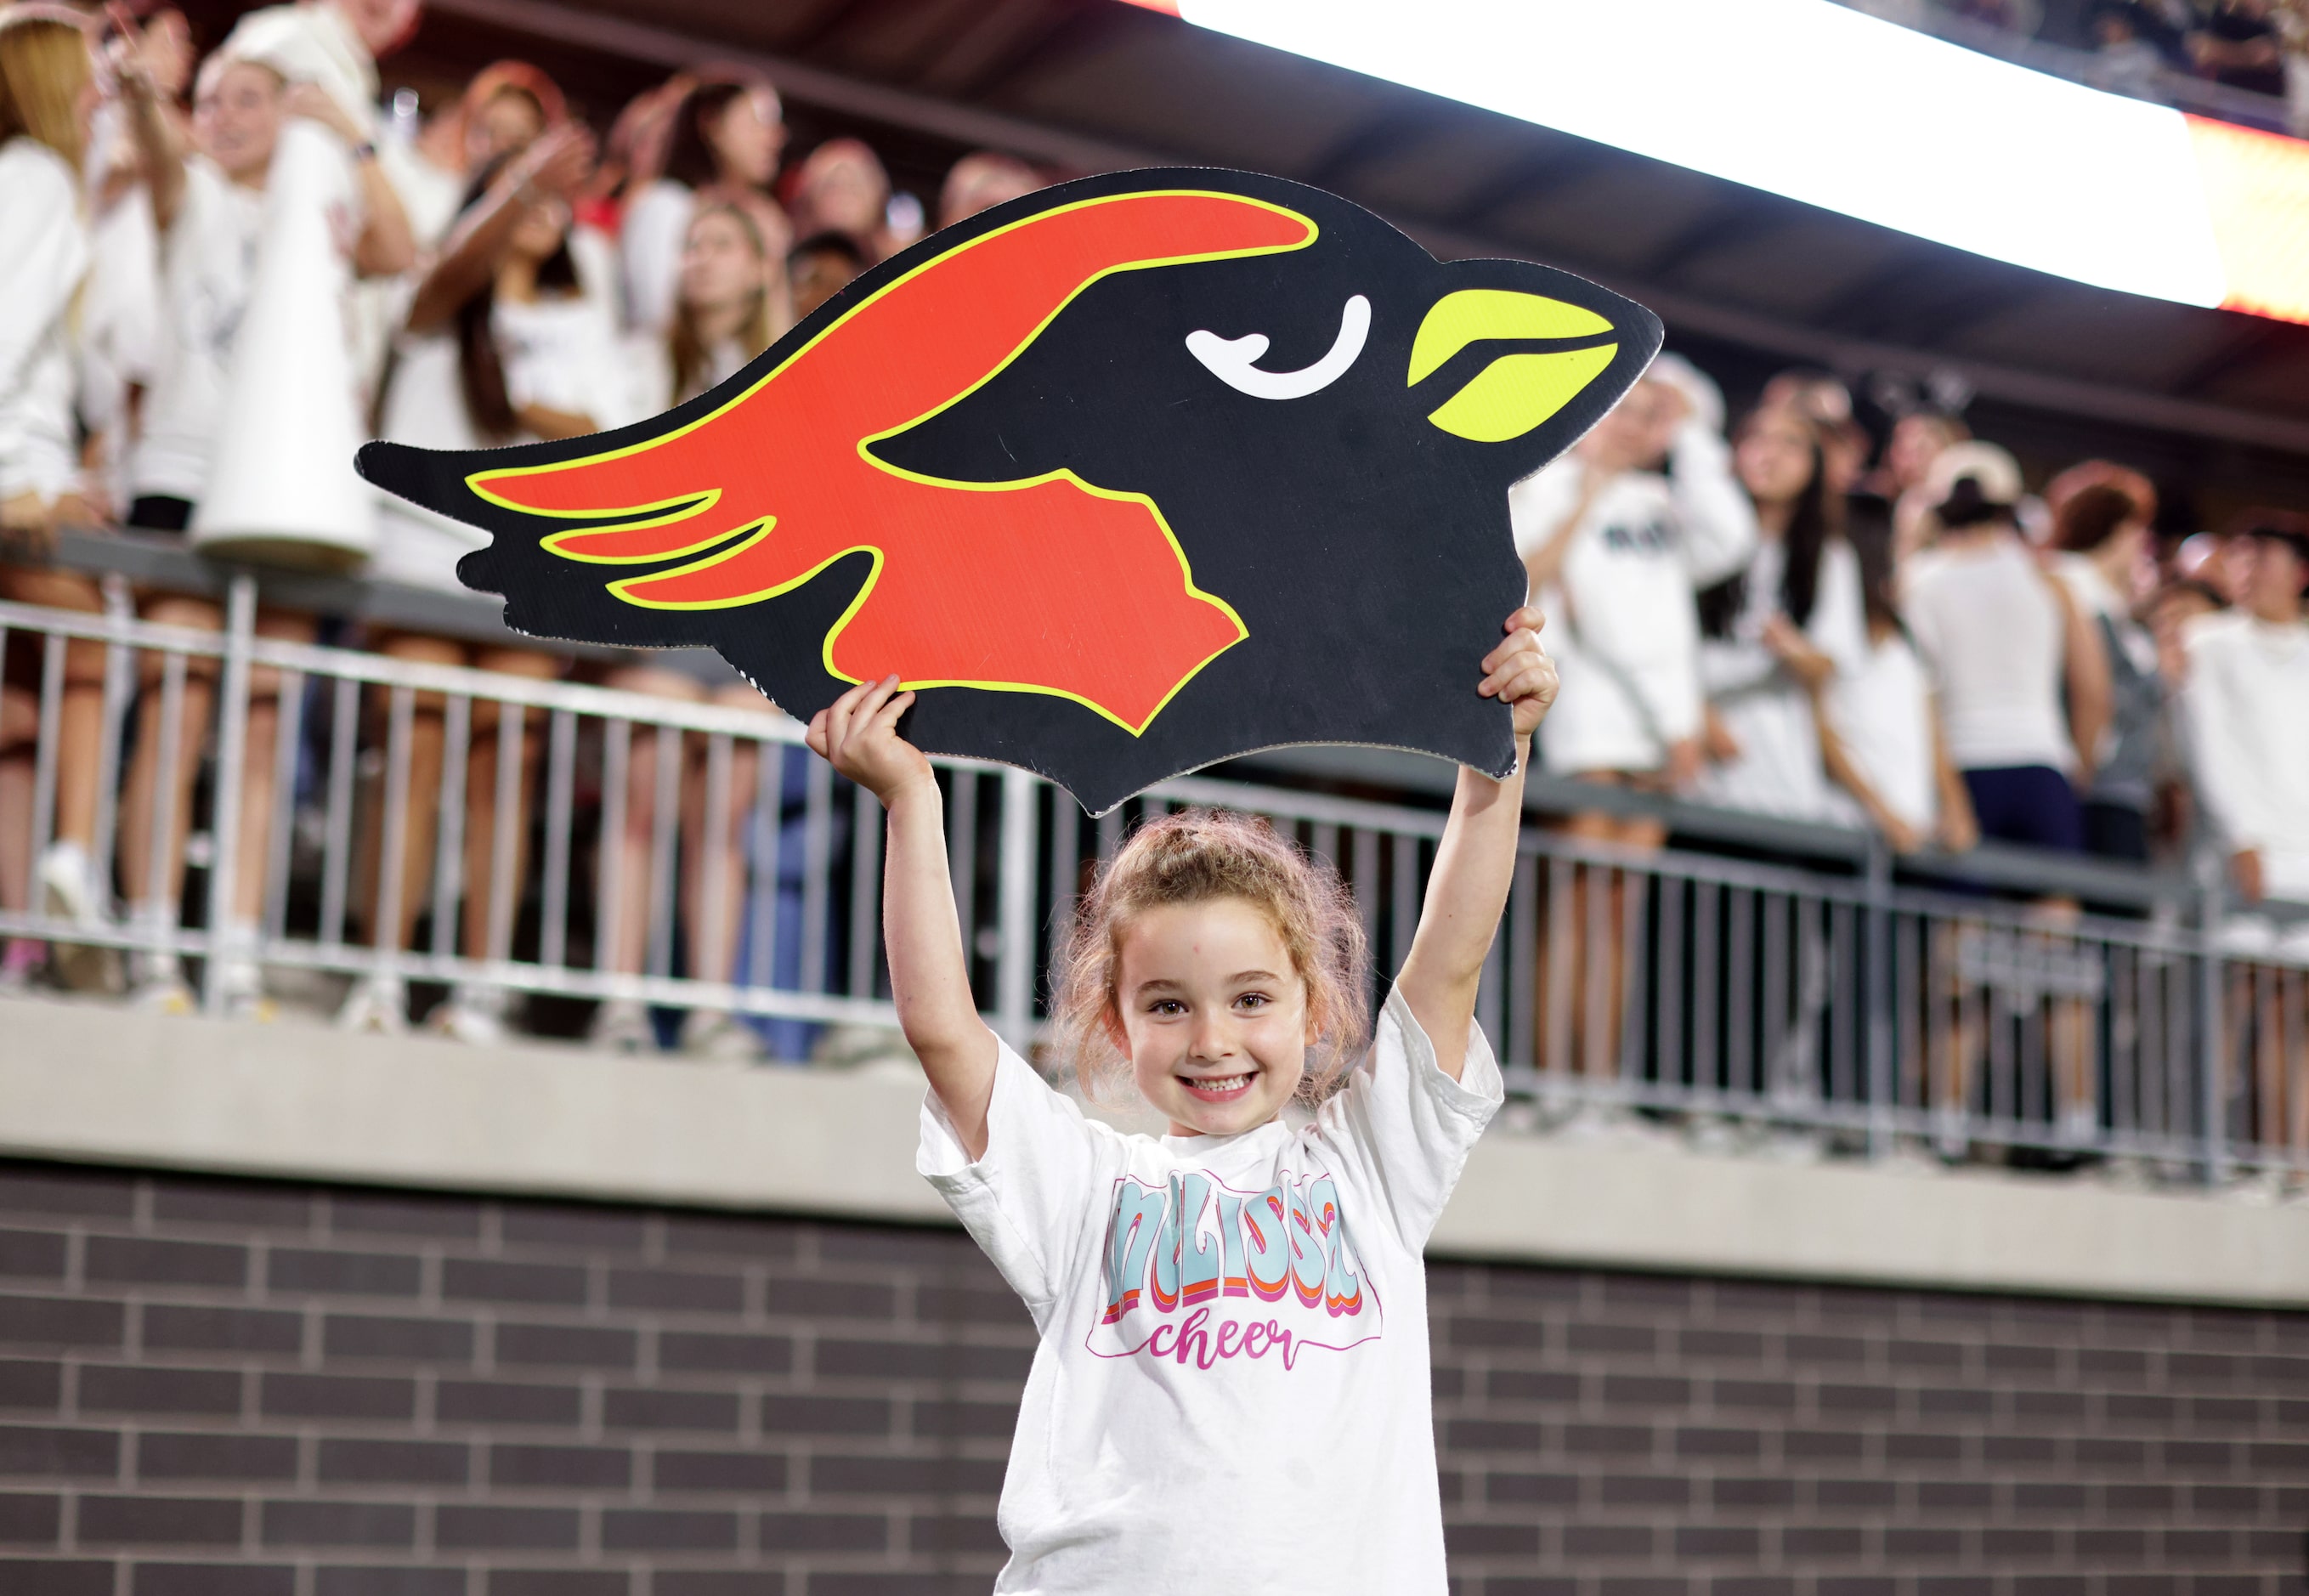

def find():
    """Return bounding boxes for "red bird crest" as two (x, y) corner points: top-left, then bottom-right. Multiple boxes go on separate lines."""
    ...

(466, 192), (1316, 733)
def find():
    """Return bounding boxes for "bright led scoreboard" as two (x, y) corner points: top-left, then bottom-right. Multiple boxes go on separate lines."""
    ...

(1119, 0), (2309, 327)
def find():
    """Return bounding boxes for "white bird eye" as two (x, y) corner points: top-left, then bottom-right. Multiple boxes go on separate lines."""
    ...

(1186, 294), (1370, 401)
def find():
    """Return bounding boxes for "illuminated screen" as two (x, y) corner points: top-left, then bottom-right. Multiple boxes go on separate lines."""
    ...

(1121, 0), (2309, 326)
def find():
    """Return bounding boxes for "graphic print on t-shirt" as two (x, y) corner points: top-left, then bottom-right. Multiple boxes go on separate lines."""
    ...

(1089, 1168), (1382, 1371)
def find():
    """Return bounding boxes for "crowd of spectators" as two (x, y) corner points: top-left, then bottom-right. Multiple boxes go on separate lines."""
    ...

(0, 1), (2304, 1112)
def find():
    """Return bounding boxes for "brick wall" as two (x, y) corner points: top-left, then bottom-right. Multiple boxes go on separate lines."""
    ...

(0, 1157), (2301, 1596)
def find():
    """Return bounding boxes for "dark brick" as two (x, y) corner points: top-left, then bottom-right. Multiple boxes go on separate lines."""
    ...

(316, 1438), (468, 1486)
(1564, 1524), (1653, 1559)
(759, 1394), (892, 1437)
(1786, 1333), (1870, 1366)
(603, 1386), (739, 1433)
(820, 1225), (976, 1269)
(1885, 1338), (1965, 1372)
(152, 1181), (313, 1231)
(2247, 1440), (2309, 1473)
(1566, 1322), (1656, 1358)
(1677, 1425), (1763, 1459)
(654, 1449), (786, 1493)
(1444, 1520), (1542, 1556)
(1812, 1478), (1894, 1513)
(0, 1424), (116, 1478)
(261, 1499), (416, 1548)
(493, 1322), (636, 1369)
(0, 1167), (137, 1218)
(1885, 1431), (1962, 1464)
(2163, 1439), (2238, 1473)
(133, 1565), (295, 1596)
(1983, 1527), (2061, 1560)
(323, 1315), (473, 1364)
(314, 1571), (467, 1596)
(0, 1361), (59, 1410)
(806, 1577), (993, 1596)
(2188, 1395), (2261, 1431)
(488, 1443), (630, 1489)
(0, 1231), (65, 1281)
(658, 1214), (800, 1261)
(498, 1203), (649, 1253)
(267, 1248), (421, 1298)
(80, 1366), (241, 1417)
(0, 1491), (59, 1542)
(1711, 1378), (1798, 1412)
(1602, 1373), (1690, 1407)
(139, 1431), (298, 1481)
(910, 1514), (1007, 1555)
(1814, 1383), (1896, 1416)
(1782, 1525), (1865, 1558)
(1486, 1368), (1579, 1404)
(77, 1493), (241, 1544)
(326, 1193), (481, 1239)
(1884, 1527), (1965, 1559)
(601, 1507), (740, 1551)
(914, 1282), (1030, 1326)
(1448, 1418), (1546, 1452)
(757, 1509), (888, 1552)
(1486, 1471), (1578, 1506)
(1599, 1474), (1690, 1508)
(809, 1454), (1006, 1497)
(1984, 1342), (2059, 1378)
(434, 1504), (580, 1550)
(659, 1330), (795, 1375)
(434, 1379), (581, 1428)
(1982, 1433), (2059, 1468)
(2012, 1389), (2087, 1424)
(0, 1294), (124, 1350)
(906, 1399), (1010, 1440)
(487, 1572), (625, 1596)
(1677, 1525), (1760, 1558)
(651, 1579), (784, 1596)
(606, 1266), (744, 1315)
(143, 1304), (303, 1355)
(1563, 1423), (1652, 1457)
(0, 1559), (111, 1596)
(1918, 1480), (1995, 1514)
(1917, 1387), (1994, 1420)
(439, 1259), (586, 1307)
(83, 1237), (246, 1288)
(761, 1275), (897, 1319)
(261, 1372), (413, 1422)
(1679, 1328), (1767, 1362)
(2076, 1347), (2150, 1383)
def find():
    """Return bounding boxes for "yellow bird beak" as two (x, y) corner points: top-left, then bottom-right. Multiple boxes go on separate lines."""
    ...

(1410, 289), (1621, 444)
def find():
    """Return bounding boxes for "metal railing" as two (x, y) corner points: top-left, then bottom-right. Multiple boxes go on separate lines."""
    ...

(1, 551), (2302, 1187)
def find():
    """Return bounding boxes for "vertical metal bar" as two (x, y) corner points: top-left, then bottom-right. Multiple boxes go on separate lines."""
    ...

(373, 686), (416, 971)
(1618, 863), (1650, 1086)
(1582, 861), (1611, 1084)
(201, 575), (257, 1013)
(319, 675), (358, 948)
(1096, 804), (1123, 864)
(745, 740), (778, 993)
(645, 725), (680, 980)
(429, 694), (471, 961)
(948, 768), (978, 990)
(1352, 827), (1381, 971)
(2111, 946), (2136, 1140)
(1508, 852), (1539, 1074)
(597, 718), (630, 976)
(1727, 886), (1754, 1102)
(995, 768), (1038, 1050)
(1046, 791), (1079, 978)
(1762, 891), (1788, 1107)
(29, 633), (65, 869)
(2199, 880), (2228, 1184)
(1865, 837), (1895, 1154)
(1391, 834), (1420, 976)
(1898, 913), (1922, 1115)
(1693, 878), (1719, 1094)
(1311, 823), (1338, 880)
(848, 778), (881, 1000)
(89, 583), (134, 889)
(1478, 904), (1505, 1049)
(539, 709), (575, 970)
(699, 733), (733, 987)
(1654, 868), (1684, 1094)
(142, 650), (187, 925)
(262, 669), (303, 942)
(486, 702), (523, 967)
(801, 751), (834, 996)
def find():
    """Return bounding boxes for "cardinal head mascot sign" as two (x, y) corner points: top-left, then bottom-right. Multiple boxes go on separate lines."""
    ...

(358, 168), (1662, 814)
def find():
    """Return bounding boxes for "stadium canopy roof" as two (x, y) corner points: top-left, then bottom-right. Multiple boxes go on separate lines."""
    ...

(238, 0), (2309, 484)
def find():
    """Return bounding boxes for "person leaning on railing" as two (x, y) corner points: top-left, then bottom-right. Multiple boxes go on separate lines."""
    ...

(0, 6), (116, 991)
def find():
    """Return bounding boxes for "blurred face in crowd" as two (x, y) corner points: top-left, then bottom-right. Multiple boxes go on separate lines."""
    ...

(470, 85), (544, 168)
(2148, 582), (2220, 684)
(789, 240), (858, 320)
(1883, 414), (1960, 495)
(708, 88), (782, 189)
(2244, 535), (2306, 622)
(1735, 407), (1818, 518)
(939, 151), (1038, 229)
(681, 206), (766, 316)
(196, 59), (286, 184)
(337, 0), (422, 58)
(507, 195), (569, 266)
(1586, 378), (1682, 473)
(800, 139), (888, 239)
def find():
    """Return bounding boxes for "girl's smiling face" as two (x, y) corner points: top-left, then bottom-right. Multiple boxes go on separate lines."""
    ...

(1113, 897), (1313, 1138)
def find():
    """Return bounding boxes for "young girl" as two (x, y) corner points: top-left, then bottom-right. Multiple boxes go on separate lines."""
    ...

(806, 607), (1556, 1593)
(620, 73), (784, 336)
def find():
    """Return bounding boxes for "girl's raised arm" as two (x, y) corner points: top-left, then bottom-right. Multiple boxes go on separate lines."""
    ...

(808, 676), (1000, 1158)
(1396, 607), (1558, 1081)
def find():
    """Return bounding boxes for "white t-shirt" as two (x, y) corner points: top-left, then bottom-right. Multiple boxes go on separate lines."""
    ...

(1693, 535), (1869, 820)
(2182, 610), (2309, 903)
(620, 178), (693, 336)
(1510, 424), (1757, 777)
(1901, 536), (2070, 772)
(0, 137), (89, 505)
(919, 987), (1503, 1595)
(1822, 628), (1939, 835)
(133, 157), (269, 504)
(371, 289), (636, 590)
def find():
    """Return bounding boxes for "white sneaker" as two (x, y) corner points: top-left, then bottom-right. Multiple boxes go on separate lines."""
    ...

(336, 974), (408, 1035)
(2057, 1103), (2100, 1146)
(1933, 1106), (1969, 1163)
(429, 982), (511, 1046)
(589, 998), (654, 1054)
(37, 840), (119, 993)
(680, 1008), (763, 1062)
(130, 973), (197, 1015)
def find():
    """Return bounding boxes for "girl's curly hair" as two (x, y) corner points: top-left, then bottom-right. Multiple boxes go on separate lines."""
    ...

(1050, 808), (1372, 1104)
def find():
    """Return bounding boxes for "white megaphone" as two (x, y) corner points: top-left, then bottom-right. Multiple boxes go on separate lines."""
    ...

(190, 116), (376, 572)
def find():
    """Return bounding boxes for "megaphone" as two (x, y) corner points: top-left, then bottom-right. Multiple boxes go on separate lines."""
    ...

(190, 116), (376, 572)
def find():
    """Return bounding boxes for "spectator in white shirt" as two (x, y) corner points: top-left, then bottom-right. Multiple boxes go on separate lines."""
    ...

(1508, 355), (1756, 1109)
(620, 73), (784, 337)
(2046, 467), (2167, 863)
(0, 8), (116, 990)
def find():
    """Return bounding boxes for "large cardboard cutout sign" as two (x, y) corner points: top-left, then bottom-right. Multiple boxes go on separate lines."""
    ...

(358, 168), (1662, 813)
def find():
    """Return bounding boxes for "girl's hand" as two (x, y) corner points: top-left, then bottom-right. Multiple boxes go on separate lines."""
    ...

(806, 674), (934, 806)
(1479, 605), (1559, 739)
(283, 82), (362, 144)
